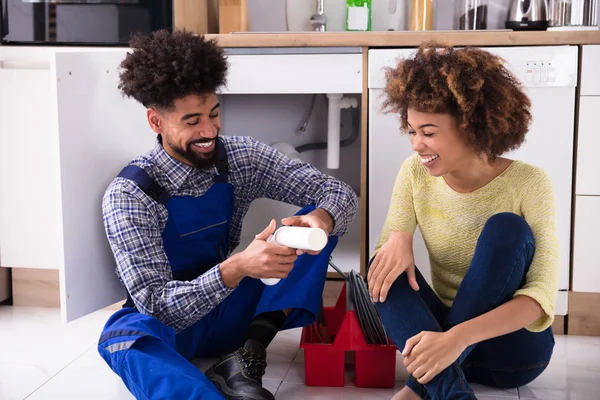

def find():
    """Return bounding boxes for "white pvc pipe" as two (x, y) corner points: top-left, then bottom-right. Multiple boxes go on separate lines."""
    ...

(261, 226), (328, 286)
(272, 226), (328, 251)
(327, 93), (343, 169)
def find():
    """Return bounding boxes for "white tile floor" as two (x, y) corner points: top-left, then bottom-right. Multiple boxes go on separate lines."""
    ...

(1, 306), (599, 400)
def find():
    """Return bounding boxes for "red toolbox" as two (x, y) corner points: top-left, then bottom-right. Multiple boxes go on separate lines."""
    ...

(300, 282), (398, 388)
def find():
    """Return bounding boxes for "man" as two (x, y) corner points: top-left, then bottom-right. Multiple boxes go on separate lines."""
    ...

(97, 29), (358, 400)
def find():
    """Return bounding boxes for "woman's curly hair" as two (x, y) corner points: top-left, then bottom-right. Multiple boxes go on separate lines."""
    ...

(118, 29), (228, 109)
(382, 41), (532, 161)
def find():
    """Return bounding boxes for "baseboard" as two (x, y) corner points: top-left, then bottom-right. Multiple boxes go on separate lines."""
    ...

(12, 268), (60, 307)
(552, 315), (565, 335)
(568, 291), (600, 336)
(0, 267), (11, 303)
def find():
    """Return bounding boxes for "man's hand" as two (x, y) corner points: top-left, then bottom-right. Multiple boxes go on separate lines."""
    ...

(220, 220), (298, 287)
(281, 208), (333, 255)
(402, 330), (467, 385)
(242, 219), (299, 278)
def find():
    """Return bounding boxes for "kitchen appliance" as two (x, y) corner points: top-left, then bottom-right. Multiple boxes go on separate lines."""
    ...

(506, 0), (549, 30)
(0, 0), (173, 45)
(368, 45), (578, 317)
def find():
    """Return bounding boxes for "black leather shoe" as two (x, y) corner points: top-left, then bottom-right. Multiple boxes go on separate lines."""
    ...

(205, 339), (274, 400)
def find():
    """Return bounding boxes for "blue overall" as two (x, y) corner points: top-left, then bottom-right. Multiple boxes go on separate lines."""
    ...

(98, 139), (339, 399)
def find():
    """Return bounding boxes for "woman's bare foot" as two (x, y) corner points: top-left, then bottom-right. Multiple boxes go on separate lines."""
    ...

(391, 385), (422, 400)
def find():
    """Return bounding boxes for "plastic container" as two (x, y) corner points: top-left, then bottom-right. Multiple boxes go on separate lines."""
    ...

(346, 0), (373, 31)
(455, 0), (488, 30)
(300, 282), (397, 388)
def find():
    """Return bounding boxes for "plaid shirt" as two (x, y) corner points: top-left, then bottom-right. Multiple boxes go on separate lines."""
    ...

(102, 135), (358, 332)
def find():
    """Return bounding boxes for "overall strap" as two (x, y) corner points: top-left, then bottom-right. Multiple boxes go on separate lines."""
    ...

(214, 137), (229, 184)
(118, 165), (171, 205)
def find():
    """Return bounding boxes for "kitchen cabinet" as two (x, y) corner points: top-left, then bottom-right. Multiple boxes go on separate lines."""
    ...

(575, 97), (600, 195)
(0, 46), (364, 321)
(52, 49), (363, 321)
(571, 44), (600, 296)
(223, 50), (362, 94)
(0, 67), (63, 271)
(573, 196), (600, 293)
(0, 41), (598, 326)
(581, 45), (600, 96)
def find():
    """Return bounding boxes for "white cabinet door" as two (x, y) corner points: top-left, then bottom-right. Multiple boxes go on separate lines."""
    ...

(581, 45), (600, 96)
(573, 196), (600, 293)
(223, 53), (363, 94)
(54, 51), (155, 322)
(576, 97), (600, 195)
(0, 68), (64, 271)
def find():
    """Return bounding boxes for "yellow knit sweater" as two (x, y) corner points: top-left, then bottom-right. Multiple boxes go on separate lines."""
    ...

(374, 154), (560, 332)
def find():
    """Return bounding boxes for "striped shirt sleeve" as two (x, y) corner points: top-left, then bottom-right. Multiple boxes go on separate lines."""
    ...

(102, 178), (234, 332)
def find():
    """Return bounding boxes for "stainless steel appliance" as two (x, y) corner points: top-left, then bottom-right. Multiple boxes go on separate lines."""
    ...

(506, 0), (549, 30)
(0, 0), (173, 45)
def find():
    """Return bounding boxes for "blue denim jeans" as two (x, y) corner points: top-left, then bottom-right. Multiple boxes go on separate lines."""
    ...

(371, 213), (555, 400)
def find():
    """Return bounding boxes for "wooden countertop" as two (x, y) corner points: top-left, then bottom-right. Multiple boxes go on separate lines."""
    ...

(205, 30), (600, 48)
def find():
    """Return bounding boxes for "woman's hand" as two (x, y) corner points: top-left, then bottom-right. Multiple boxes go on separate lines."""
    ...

(402, 330), (468, 384)
(368, 231), (418, 302)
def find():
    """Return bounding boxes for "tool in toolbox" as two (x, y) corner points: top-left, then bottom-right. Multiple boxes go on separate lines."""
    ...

(300, 258), (397, 388)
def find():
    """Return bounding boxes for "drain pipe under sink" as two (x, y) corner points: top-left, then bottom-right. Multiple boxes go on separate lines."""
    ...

(327, 93), (358, 169)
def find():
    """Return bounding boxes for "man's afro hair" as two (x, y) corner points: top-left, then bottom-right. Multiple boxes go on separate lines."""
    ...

(119, 29), (228, 109)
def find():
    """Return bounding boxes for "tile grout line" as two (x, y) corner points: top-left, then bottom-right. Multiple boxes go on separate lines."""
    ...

(23, 342), (97, 399)
(274, 347), (301, 395)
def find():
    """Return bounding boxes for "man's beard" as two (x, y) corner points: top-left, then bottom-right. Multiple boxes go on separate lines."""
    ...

(166, 133), (220, 170)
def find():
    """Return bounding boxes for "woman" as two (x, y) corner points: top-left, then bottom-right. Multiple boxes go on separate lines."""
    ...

(368, 41), (559, 400)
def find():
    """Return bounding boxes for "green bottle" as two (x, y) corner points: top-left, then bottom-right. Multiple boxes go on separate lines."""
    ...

(346, 0), (372, 31)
